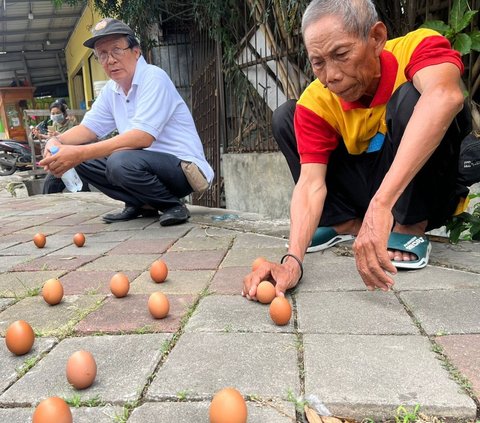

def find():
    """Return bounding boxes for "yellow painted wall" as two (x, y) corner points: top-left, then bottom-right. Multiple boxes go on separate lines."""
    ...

(65, 2), (108, 109)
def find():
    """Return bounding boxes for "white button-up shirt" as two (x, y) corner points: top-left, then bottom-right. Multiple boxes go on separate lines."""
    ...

(81, 56), (214, 182)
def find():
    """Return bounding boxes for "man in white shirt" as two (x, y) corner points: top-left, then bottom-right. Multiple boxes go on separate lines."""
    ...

(40, 18), (213, 226)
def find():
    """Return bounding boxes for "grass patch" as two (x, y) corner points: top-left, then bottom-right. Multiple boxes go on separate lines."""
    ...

(395, 404), (421, 423)
(64, 394), (102, 407)
(112, 400), (139, 423)
(16, 356), (40, 378)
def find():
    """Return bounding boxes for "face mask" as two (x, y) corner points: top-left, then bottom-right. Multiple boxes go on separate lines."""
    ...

(50, 114), (64, 123)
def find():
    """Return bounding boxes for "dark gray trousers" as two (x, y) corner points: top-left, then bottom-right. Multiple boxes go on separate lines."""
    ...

(75, 149), (192, 211)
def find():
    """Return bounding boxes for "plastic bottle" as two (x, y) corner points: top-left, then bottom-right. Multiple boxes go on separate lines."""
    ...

(49, 145), (83, 192)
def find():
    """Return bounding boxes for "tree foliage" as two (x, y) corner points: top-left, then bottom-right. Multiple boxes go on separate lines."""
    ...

(421, 0), (480, 55)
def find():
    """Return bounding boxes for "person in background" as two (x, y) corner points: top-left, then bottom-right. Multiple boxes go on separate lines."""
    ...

(35, 101), (89, 194)
(243, 0), (471, 299)
(55, 98), (78, 126)
(39, 18), (213, 226)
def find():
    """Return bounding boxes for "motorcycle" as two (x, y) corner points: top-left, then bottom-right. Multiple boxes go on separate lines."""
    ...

(0, 121), (46, 176)
(0, 140), (36, 176)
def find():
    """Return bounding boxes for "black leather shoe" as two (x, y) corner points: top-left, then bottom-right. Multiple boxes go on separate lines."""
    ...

(159, 205), (190, 227)
(103, 206), (158, 223)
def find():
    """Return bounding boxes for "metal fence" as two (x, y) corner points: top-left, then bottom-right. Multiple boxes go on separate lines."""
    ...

(223, 0), (311, 153)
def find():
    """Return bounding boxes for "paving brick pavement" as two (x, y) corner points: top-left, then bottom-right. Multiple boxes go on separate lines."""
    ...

(0, 191), (479, 422)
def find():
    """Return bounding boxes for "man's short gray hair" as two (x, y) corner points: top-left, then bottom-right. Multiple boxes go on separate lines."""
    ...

(302, 0), (378, 41)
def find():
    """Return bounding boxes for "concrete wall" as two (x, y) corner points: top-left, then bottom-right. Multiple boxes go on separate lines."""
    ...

(222, 152), (294, 219)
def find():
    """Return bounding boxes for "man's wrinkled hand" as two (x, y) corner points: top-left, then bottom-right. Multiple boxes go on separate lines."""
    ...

(39, 144), (80, 177)
(242, 259), (301, 301)
(353, 205), (397, 291)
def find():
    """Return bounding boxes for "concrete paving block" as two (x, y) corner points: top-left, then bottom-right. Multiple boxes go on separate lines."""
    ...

(0, 270), (65, 297)
(394, 267), (480, 290)
(74, 405), (124, 422)
(79, 254), (160, 271)
(184, 295), (293, 333)
(0, 295), (104, 337)
(146, 332), (300, 400)
(13, 225), (64, 237)
(51, 241), (118, 256)
(162, 250), (227, 270)
(220, 247), (287, 268)
(170, 235), (233, 251)
(430, 241), (480, 273)
(0, 233), (32, 251)
(300, 255), (364, 292)
(303, 334), (476, 421)
(128, 400), (296, 423)
(0, 334), (170, 405)
(1, 240), (59, 257)
(0, 298), (14, 311)
(47, 213), (96, 226)
(209, 266), (249, 295)
(128, 224), (193, 240)
(85, 230), (134, 243)
(0, 408), (33, 423)
(129, 270), (214, 295)
(98, 217), (159, 231)
(436, 334), (480, 400)
(0, 406), (122, 423)
(75, 294), (194, 334)
(0, 256), (36, 272)
(11, 255), (101, 272)
(231, 233), (287, 249)
(59, 270), (141, 295)
(400, 290), (480, 335)
(184, 226), (236, 238)
(297, 291), (418, 334)
(68, 223), (117, 234)
(107, 238), (177, 255)
(0, 337), (56, 393)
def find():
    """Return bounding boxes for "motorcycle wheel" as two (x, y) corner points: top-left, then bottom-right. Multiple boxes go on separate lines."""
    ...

(0, 152), (17, 176)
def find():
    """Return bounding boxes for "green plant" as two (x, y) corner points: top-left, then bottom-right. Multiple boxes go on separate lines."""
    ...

(421, 0), (480, 55)
(5, 182), (25, 197)
(445, 193), (480, 243)
(176, 389), (191, 401)
(286, 388), (307, 413)
(395, 404), (421, 423)
(64, 393), (102, 407)
(16, 356), (40, 377)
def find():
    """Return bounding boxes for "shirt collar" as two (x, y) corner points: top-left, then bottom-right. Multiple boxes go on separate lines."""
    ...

(339, 50), (398, 111)
(113, 55), (148, 94)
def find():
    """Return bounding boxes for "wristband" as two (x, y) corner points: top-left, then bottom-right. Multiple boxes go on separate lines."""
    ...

(280, 253), (303, 281)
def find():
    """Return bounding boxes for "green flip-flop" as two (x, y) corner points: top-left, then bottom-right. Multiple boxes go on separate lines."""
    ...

(285, 227), (355, 253)
(388, 232), (432, 269)
(307, 227), (355, 253)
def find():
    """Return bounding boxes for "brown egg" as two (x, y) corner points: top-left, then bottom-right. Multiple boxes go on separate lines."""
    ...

(109, 273), (130, 298)
(32, 396), (72, 423)
(256, 281), (276, 304)
(269, 297), (292, 326)
(251, 256), (266, 272)
(148, 292), (170, 318)
(73, 233), (86, 247)
(209, 387), (248, 423)
(5, 320), (35, 355)
(150, 259), (168, 283)
(66, 350), (97, 390)
(33, 233), (47, 248)
(42, 278), (64, 305)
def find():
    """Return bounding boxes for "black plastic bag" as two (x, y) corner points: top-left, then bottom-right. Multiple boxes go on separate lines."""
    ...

(458, 132), (480, 186)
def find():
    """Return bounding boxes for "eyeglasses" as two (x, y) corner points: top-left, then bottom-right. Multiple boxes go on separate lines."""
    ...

(94, 46), (131, 64)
